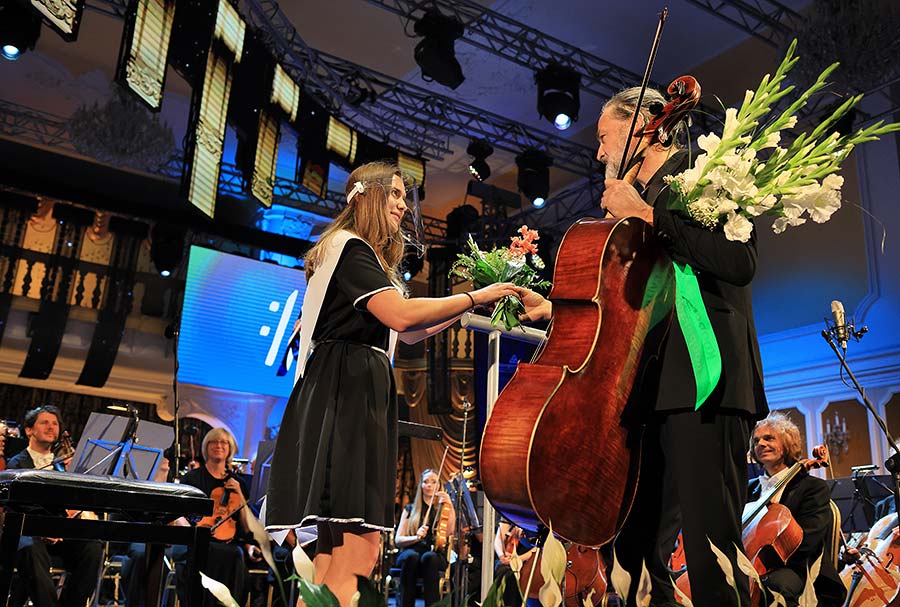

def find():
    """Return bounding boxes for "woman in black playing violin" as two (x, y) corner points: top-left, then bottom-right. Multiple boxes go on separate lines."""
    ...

(747, 412), (845, 607)
(394, 469), (456, 607)
(173, 427), (262, 607)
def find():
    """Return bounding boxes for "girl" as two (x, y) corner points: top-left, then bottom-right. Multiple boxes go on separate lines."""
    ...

(265, 161), (520, 607)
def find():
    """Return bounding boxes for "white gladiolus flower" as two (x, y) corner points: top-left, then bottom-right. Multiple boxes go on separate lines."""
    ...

(724, 211), (754, 242)
(659, 43), (899, 240)
(722, 108), (740, 139)
(715, 196), (740, 215)
(802, 185), (842, 223)
(744, 194), (778, 216)
(697, 133), (721, 154)
(823, 173), (844, 190)
(760, 131), (781, 149)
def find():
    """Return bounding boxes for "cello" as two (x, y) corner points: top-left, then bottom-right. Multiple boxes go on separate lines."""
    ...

(841, 514), (900, 606)
(674, 446), (830, 606)
(479, 28), (700, 547)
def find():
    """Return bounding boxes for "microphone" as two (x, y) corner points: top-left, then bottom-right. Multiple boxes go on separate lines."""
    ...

(831, 300), (848, 351)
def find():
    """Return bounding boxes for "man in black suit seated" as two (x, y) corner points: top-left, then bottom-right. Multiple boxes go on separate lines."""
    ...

(746, 412), (846, 607)
(6, 405), (103, 607)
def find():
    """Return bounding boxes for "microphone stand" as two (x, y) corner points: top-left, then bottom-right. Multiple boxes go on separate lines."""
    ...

(821, 327), (900, 525)
(165, 320), (183, 481)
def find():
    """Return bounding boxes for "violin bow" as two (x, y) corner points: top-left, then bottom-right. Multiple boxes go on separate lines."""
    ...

(616, 6), (668, 181)
(422, 446), (451, 526)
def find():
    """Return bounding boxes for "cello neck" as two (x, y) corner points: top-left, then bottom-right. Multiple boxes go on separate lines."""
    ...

(742, 461), (804, 529)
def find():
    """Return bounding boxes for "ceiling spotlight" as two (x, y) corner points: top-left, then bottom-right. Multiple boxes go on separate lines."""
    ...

(516, 148), (553, 206)
(536, 63), (581, 131)
(0, 1), (42, 62)
(150, 223), (187, 278)
(413, 10), (465, 90)
(400, 246), (425, 282)
(466, 139), (493, 182)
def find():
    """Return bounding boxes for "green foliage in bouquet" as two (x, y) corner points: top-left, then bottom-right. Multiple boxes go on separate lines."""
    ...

(450, 226), (551, 330)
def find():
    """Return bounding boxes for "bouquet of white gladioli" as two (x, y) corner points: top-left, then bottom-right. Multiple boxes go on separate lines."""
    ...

(664, 39), (900, 242)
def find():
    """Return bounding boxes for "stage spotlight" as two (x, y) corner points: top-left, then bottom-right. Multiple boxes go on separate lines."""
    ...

(150, 223), (187, 278)
(400, 247), (424, 282)
(0, 1), (42, 61)
(536, 63), (580, 131)
(467, 139), (493, 182)
(413, 11), (465, 90)
(516, 148), (552, 207)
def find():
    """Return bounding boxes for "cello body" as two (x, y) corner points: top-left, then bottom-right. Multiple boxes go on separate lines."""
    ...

(518, 544), (608, 607)
(480, 217), (674, 546)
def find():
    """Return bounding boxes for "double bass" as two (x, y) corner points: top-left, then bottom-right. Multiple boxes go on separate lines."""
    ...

(479, 78), (700, 545)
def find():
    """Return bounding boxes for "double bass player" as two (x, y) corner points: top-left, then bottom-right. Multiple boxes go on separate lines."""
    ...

(519, 85), (769, 607)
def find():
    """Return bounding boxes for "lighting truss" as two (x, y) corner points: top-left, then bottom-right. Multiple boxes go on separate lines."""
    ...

(0, 98), (449, 243)
(683, 0), (804, 48)
(684, 0), (897, 129)
(241, 0), (453, 161)
(243, 0), (598, 177)
(362, 0), (725, 136)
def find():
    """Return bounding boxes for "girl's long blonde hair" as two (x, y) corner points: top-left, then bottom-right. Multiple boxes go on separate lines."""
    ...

(304, 161), (407, 286)
(406, 468), (438, 533)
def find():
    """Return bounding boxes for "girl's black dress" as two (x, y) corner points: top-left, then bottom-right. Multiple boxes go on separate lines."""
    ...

(265, 240), (399, 536)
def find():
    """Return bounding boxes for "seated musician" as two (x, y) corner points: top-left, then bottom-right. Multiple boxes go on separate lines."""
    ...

(6, 405), (103, 607)
(746, 412), (846, 607)
(172, 427), (262, 607)
(394, 469), (455, 607)
(494, 520), (540, 607)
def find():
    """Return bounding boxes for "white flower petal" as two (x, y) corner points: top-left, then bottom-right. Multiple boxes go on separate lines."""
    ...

(200, 572), (240, 607)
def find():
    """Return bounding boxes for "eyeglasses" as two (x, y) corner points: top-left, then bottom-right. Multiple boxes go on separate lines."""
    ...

(208, 439), (230, 445)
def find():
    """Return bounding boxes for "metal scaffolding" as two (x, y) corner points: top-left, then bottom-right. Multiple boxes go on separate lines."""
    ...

(0, 98), (450, 242)
(362, 0), (726, 135)
(243, 0), (599, 177)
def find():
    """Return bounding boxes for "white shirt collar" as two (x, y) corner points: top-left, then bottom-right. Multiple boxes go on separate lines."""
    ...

(27, 446), (54, 470)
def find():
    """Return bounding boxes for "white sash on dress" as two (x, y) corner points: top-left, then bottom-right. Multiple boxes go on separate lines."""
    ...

(295, 230), (400, 382)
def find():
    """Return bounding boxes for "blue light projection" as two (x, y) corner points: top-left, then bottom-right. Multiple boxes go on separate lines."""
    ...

(178, 246), (307, 397)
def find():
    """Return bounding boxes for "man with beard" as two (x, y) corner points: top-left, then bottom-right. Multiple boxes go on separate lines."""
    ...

(6, 406), (103, 607)
(519, 87), (769, 607)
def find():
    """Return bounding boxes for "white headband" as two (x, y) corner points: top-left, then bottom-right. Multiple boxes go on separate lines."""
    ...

(346, 181), (365, 204)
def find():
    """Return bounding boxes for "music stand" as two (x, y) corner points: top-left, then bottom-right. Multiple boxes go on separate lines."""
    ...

(73, 412), (172, 481)
(250, 440), (276, 506)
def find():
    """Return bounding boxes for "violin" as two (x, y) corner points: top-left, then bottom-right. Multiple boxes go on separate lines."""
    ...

(197, 474), (247, 542)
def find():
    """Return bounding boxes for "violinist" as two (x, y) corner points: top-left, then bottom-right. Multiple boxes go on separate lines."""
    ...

(172, 427), (261, 607)
(394, 469), (456, 607)
(518, 86), (769, 607)
(746, 413), (846, 607)
(494, 521), (539, 607)
(6, 405), (103, 607)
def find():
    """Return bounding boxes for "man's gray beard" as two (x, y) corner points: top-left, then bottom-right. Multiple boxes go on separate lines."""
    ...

(604, 161), (620, 180)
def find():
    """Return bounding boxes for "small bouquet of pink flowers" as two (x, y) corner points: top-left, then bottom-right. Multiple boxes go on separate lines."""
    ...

(450, 225), (552, 330)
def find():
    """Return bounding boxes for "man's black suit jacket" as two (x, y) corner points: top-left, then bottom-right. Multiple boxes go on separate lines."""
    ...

(637, 149), (769, 417)
(6, 448), (37, 469)
(747, 469), (847, 606)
